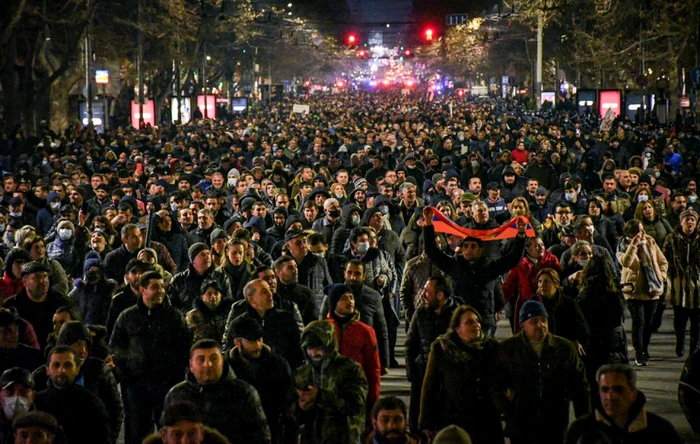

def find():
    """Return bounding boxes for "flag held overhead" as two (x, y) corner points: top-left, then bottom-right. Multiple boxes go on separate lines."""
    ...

(429, 207), (535, 240)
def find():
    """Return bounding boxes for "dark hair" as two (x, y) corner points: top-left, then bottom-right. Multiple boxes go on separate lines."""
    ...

(579, 253), (620, 294)
(596, 363), (637, 388)
(254, 265), (272, 276)
(189, 339), (221, 357)
(46, 345), (76, 365)
(429, 274), (452, 299)
(349, 227), (371, 244)
(138, 271), (163, 288)
(162, 402), (203, 427)
(448, 305), (482, 332)
(306, 232), (326, 247)
(622, 219), (643, 238)
(274, 255), (295, 271)
(345, 259), (366, 275)
(371, 396), (408, 420)
(54, 305), (81, 322)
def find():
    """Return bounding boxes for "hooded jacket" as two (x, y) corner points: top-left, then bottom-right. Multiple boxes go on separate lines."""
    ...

(164, 364), (271, 444)
(331, 204), (362, 255)
(186, 297), (234, 342)
(169, 265), (234, 312)
(295, 321), (368, 444)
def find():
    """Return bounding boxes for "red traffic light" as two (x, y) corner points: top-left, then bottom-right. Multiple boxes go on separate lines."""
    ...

(404, 49), (412, 57)
(347, 34), (357, 45)
(424, 28), (434, 42)
(358, 49), (367, 58)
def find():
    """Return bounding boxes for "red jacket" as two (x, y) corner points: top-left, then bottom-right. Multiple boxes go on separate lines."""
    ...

(502, 251), (561, 332)
(0, 272), (24, 303)
(326, 313), (381, 404)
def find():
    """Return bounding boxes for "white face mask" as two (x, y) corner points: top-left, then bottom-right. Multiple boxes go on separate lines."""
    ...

(50, 202), (61, 211)
(0, 224), (5, 233)
(2, 395), (30, 420)
(637, 195), (649, 202)
(228, 178), (237, 186)
(58, 228), (73, 240)
(351, 215), (361, 226)
(9, 212), (21, 218)
(356, 242), (369, 254)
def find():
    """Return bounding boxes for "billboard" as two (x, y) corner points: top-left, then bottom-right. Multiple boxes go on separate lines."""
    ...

(196, 95), (217, 119)
(130, 100), (155, 129)
(171, 97), (191, 123)
(576, 89), (596, 114)
(599, 90), (621, 117)
(231, 97), (248, 113)
(79, 101), (105, 133)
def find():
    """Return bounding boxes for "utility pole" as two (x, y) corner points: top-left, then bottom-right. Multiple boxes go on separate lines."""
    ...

(535, 12), (543, 108)
(137, 0), (144, 127)
(85, 0), (93, 126)
(203, 43), (208, 118)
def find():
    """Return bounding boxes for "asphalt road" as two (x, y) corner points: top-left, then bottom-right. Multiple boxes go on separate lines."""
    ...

(383, 307), (700, 443)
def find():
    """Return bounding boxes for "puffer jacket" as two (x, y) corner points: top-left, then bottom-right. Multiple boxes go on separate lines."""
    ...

(617, 235), (668, 301)
(502, 251), (562, 332)
(496, 332), (591, 442)
(164, 364), (271, 444)
(326, 312), (381, 405)
(663, 227), (700, 309)
(419, 332), (503, 443)
(185, 297), (234, 342)
(295, 321), (368, 444)
(46, 238), (84, 279)
(169, 265), (234, 312)
(399, 211), (422, 262)
(351, 247), (398, 296)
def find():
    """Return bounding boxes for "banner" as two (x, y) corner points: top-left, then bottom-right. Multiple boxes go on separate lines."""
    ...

(430, 207), (535, 241)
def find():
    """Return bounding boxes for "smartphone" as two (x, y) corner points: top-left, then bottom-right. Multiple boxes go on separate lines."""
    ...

(136, 163), (144, 173)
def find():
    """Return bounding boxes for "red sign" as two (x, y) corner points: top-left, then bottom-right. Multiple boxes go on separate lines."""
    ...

(130, 100), (155, 129)
(599, 90), (621, 117)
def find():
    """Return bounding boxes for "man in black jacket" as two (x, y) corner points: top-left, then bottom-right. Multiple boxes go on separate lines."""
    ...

(105, 259), (154, 334)
(169, 243), (233, 313)
(103, 223), (143, 281)
(32, 321), (123, 444)
(110, 271), (191, 444)
(274, 255), (318, 325)
(423, 206), (526, 338)
(228, 316), (294, 444)
(404, 275), (460, 432)
(35, 345), (111, 443)
(164, 339), (271, 443)
(222, 279), (303, 369)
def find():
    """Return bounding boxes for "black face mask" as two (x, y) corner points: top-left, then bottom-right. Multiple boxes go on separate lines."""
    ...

(86, 269), (104, 284)
(328, 209), (341, 219)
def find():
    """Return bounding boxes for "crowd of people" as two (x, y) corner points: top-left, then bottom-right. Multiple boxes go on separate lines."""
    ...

(0, 90), (698, 443)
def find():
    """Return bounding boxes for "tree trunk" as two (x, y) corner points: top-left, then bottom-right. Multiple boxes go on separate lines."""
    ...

(49, 66), (82, 134)
(0, 36), (21, 131)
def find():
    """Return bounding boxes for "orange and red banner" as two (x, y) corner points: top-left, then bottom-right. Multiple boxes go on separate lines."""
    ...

(430, 207), (535, 241)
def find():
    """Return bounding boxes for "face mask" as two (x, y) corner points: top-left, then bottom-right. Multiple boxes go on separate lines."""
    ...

(58, 228), (73, 240)
(328, 209), (341, 218)
(407, 164), (415, 169)
(9, 212), (21, 218)
(228, 178), (236, 186)
(351, 215), (361, 226)
(2, 396), (30, 420)
(564, 193), (576, 202)
(356, 242), (369, 254)
(690, 195), (698, 204)
(577, 259), (588, 267)
(654, 172), (660, 178)
(334, 193), (344, 199)
(471, 161), (478, 168)
(378, 206), (389, 215)
(314, 252), (325, 258)
(637, 195), (649, 202)
(0, 224), (5, 233)
(50, 202), (61, 211)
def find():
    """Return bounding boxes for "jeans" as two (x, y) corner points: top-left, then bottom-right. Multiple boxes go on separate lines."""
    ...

(674, 306), (700, 353)
(626, 299), (657, 356)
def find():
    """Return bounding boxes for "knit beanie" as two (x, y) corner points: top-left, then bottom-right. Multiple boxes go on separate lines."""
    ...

(519, 300), (549, 326)
(188, 242), (209, 264)
(327, 284), (353, 313)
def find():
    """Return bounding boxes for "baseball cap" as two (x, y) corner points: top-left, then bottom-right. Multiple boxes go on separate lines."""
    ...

(0, 367), (35, 390)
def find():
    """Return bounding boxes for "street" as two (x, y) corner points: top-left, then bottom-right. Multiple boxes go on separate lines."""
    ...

(384, 306), (700, 442)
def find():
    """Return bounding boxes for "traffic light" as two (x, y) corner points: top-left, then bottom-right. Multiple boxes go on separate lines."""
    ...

(357, 49), (367, 59)
(346, 33), (358, 47)
(404, 49), (412, 58)
(424, 28), (434, 42)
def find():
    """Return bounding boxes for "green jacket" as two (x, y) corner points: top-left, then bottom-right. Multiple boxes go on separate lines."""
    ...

(295, 321), (368, 444)
(496, 332), (590, 443)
